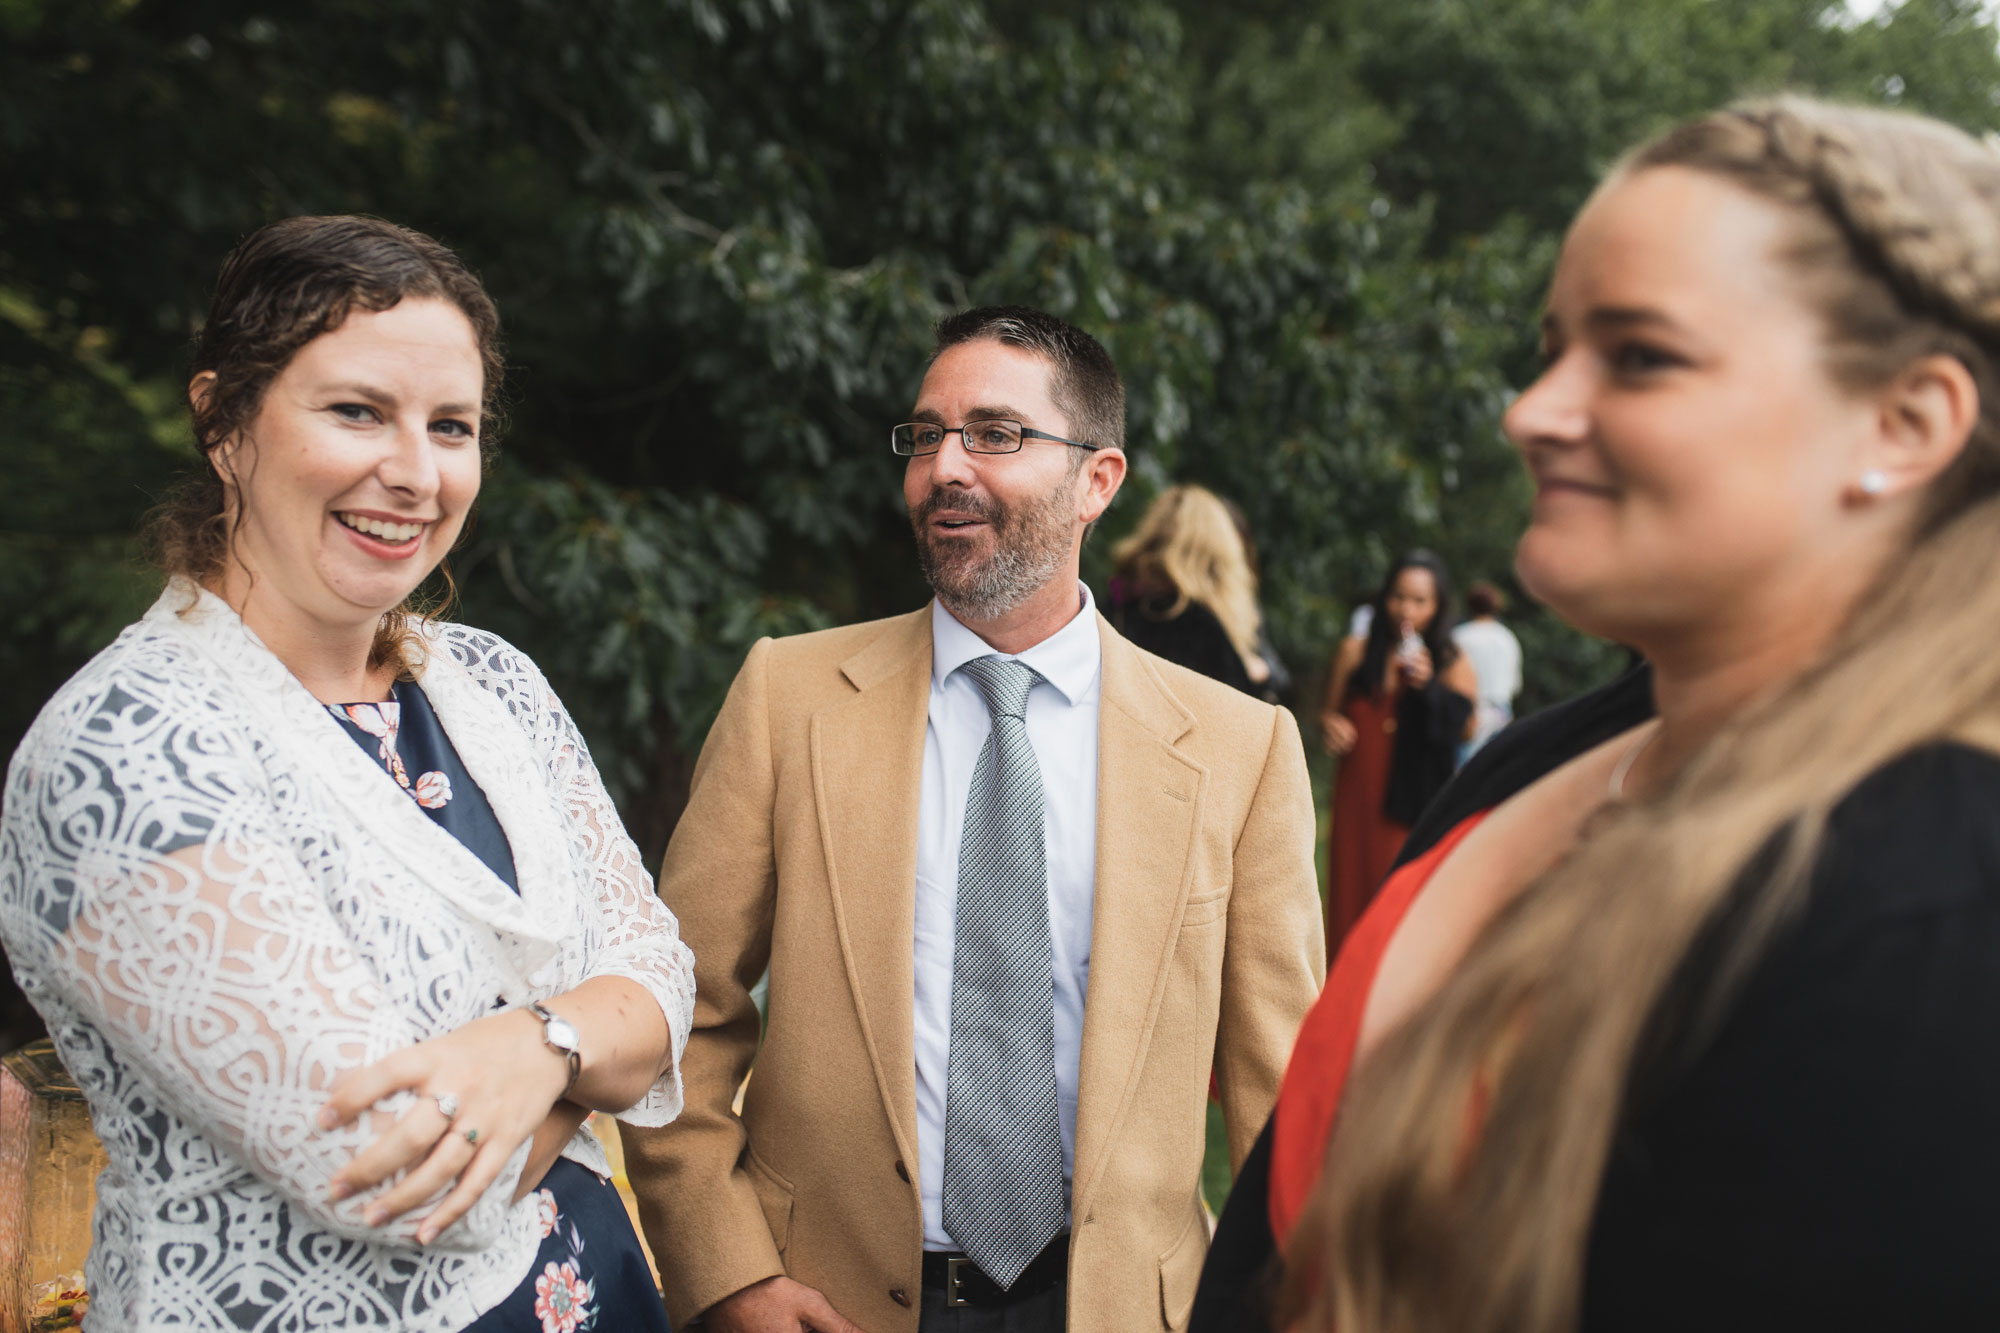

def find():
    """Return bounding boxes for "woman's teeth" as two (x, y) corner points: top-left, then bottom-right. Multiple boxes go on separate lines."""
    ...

(337, 513), (425, 542)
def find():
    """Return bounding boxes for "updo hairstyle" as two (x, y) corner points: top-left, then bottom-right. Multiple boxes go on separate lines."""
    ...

(145, 215), (503, 665)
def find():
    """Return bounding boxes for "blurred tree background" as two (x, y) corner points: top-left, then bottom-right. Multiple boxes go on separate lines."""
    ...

(6, 0), (2000, 1051)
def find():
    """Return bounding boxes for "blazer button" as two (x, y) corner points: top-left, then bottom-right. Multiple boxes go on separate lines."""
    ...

(890, 1288), (910, 1307)
(894, 1159), (911, 1182)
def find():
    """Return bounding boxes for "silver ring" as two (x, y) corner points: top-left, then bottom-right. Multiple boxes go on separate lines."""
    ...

(431, 1092), (460, 1122)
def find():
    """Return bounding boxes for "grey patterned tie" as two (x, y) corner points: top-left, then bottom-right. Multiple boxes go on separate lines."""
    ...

(941, 655), (1066, 1288)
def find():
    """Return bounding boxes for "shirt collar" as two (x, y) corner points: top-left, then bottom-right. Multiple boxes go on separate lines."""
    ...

(931, 581), (1102, 706)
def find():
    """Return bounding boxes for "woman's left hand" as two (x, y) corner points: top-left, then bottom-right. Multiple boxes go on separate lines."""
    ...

(320, 1007), (567, 1244)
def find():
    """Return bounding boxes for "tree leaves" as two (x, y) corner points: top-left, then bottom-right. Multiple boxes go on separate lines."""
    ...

(9, 0), (2000, 841)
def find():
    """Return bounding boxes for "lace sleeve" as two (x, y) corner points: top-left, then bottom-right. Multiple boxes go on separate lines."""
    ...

(3, 682), (525, 1250)
(449, 629), (695, 1125)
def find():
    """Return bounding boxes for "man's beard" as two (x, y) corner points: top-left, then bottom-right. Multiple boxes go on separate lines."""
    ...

(910, 476), (1076, 622)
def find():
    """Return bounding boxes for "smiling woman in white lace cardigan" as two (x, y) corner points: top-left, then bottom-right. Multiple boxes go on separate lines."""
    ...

(0, 216), (694, 1333)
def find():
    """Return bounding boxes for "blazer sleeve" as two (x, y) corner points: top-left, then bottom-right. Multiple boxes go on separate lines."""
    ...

(1213, 704), (1328, 1169)
(618, 637), (788, 1324)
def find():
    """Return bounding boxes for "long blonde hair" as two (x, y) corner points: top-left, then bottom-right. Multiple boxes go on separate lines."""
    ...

(1111, 484), (1264, 674)
(1288, 96), (2000, 1332)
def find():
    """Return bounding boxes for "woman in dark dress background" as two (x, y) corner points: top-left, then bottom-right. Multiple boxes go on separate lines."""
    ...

(1108, 483), (1275, 697)
(1197, 95), (2000, 1333)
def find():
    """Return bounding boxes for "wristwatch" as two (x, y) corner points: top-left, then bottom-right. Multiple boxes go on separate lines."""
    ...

(528, 1001), (582, 1095)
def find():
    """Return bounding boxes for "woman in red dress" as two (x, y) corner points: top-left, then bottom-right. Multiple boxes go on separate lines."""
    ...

(1319, 551), (1477, 947)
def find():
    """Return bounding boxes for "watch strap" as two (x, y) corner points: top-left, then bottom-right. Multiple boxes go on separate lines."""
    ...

(528, 1001), (583, 1095)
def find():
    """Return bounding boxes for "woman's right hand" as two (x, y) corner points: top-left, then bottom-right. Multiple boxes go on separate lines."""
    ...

(1322, 711), (1359, 755)
(320, 1006), (570, 1244)
(1398, 641), (1435, 689)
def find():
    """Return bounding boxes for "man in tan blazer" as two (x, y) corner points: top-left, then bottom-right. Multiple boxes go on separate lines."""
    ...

(622, 307), (1324, 1333)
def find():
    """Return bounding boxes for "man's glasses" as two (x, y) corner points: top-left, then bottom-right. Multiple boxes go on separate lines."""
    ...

(890, 419), (1102, 456)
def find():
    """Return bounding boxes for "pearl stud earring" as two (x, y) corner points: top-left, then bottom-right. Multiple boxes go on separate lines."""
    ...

(1858, 468), (1889, 497)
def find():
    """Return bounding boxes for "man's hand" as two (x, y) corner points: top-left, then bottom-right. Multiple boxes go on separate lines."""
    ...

(702, 1276), (867, 1333)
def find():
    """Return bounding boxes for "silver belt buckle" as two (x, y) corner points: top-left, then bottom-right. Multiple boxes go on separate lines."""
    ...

(944, 1255), (973, 1308)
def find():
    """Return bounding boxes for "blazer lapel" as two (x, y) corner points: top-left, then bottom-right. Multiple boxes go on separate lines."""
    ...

(810, 609), (934, 1156)
(1072, 618), (1206, 1218)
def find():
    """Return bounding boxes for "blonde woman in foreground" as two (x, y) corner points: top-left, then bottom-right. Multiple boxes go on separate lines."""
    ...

(1192, 96), (2000, 1332)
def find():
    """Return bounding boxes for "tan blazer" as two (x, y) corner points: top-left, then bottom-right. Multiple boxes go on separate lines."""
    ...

(622, 607), (1324, 1332)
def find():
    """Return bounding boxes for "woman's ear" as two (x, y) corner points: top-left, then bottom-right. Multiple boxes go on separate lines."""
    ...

(189, 371), (239, 480)
(1860, 353), (1979, 500)
(187, 370), (216, 420)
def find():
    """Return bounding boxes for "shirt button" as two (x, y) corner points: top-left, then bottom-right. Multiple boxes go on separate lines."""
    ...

(890, 1288), (910, 1307)
(894, 1159), (911, 1182)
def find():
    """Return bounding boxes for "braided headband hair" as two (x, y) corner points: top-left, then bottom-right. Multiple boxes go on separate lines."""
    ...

(1636, 97), (2000, 525)
(1713, 100), (2000, 345)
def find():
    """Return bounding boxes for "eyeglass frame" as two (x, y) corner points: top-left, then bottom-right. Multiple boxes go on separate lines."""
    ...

(889, 418), (1106, 457)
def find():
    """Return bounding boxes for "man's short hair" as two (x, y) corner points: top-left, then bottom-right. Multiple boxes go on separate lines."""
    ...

(932, 306), (1125, 454)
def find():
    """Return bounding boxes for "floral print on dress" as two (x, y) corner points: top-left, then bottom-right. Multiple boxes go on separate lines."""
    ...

(515, 1184), (601, 1333)
(329, 701), (454, 810)
(532, 1261), (595, 1333)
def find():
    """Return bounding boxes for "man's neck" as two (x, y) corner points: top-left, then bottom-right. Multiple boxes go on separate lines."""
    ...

(945, 574), (1086, 656)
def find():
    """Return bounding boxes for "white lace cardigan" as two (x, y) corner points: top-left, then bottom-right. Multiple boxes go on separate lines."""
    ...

(0, 585), (695, 1333)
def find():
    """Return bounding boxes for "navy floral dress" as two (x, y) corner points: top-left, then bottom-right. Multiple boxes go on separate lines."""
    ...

(331, 681), (673, 1333)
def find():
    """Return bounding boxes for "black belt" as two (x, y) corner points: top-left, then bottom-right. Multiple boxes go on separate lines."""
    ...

(921, 1233), (1069, 1308)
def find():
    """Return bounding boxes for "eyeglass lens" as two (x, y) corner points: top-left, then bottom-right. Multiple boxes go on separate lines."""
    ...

(892, 420), (1024, 455)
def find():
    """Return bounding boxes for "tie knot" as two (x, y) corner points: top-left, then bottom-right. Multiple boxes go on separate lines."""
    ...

(958, 655), (1039, 720)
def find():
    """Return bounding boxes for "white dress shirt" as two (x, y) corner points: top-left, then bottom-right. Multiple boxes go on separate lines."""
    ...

(914, 583), (1102, 1252)
(1452, 616), (1524, 746)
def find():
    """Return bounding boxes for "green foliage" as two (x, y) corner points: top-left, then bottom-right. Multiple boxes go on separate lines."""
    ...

(8, 0), (2000, 859)
(455, 466), (827, 858)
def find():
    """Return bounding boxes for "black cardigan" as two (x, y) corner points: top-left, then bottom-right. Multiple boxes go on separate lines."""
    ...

(1110, 593), (1261, 698)
(1195, 665), (2000, 1330)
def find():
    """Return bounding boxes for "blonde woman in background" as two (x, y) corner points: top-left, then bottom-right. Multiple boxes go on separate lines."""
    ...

(1108, 483), (1273, 697)
(1194, 95), (2000, 1332)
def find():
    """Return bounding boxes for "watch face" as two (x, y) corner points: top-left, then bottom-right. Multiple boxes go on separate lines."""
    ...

(546, 1014), (581, 1053)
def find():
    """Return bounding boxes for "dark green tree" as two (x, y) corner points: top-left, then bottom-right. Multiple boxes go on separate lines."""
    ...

(8, 0), (2000, 855)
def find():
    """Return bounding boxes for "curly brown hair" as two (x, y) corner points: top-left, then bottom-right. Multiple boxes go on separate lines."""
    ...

(146, 215), (503, 667)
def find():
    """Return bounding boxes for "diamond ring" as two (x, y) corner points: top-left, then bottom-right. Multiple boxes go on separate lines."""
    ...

(431, 1092), (460, 1121)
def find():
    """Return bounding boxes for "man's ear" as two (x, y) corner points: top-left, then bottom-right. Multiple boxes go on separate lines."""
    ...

(1860, 353), (1979, 501)
(1078, 448), (1127, 525)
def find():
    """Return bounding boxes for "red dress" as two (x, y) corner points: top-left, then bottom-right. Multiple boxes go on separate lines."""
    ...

(1326, 684), (1412, 947)
(1271, 810), (1489, 1245)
